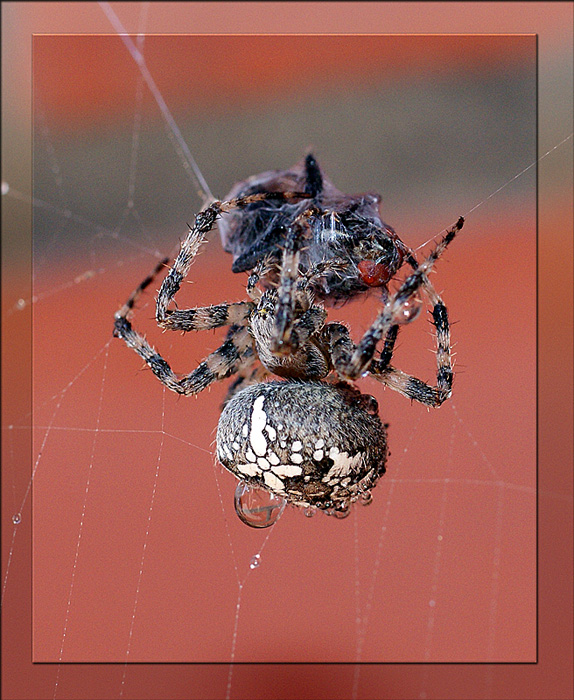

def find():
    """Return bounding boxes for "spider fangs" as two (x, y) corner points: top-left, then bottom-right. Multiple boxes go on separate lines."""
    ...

(114, 155), (463, 527)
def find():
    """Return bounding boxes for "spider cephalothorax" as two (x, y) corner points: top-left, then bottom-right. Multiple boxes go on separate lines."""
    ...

(248, 288), (329, 380)
(113, 155), (463, 525)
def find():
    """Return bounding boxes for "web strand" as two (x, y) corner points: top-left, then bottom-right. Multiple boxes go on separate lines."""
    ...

(414, 132), (573, 253)
(98, 1), (215, 206)
(53, 343), (110, 699)
(119, 389), (167, 696)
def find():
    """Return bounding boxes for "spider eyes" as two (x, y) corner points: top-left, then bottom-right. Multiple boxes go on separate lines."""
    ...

(256, 302), (276, 319)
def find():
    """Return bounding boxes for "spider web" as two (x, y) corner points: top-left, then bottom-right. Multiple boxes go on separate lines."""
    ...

(3, 6), (570, 700)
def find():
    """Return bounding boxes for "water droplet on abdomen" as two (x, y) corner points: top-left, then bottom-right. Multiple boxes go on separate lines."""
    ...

(234, 481), (286, 528)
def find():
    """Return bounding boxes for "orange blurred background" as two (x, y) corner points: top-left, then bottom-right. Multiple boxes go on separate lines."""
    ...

(2, 3), (572, 700)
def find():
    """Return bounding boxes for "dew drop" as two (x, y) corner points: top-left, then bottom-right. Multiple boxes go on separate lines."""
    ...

(12, 513), (22, 525)
(359, 490), (373, 506)
(249, 554), (261, 569)
(304, 506), (316, 518)
(397, 297), (422, 323)
(234, 481), (286, 528)
(16, 298), (26, 310)
(1, 181), (9, 195)
(333, 503), (351, 519)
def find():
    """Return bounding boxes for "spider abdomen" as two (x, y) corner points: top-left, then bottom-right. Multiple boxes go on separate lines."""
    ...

(216, 380), (388, 511)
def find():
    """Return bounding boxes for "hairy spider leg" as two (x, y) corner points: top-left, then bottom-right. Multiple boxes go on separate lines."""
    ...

(328, 217), (464, 405)
(114, 255), (170, 321)
(378, 324), (400, 369)
(114, 309), (254, 395)
(283, 306), (328, 356)
(269, 153), (326, 350)
(270, 223), (302, 353)
(270, 207), (322, 354)
(321, 316), (449, 408)
(246, 255), (281, 301)
(371, 231), (442, 375)
(113, 192), (314, 396)
(114, 202), (257, 395)
(374, 275), (438, 373)
(154, 211), (255, 332)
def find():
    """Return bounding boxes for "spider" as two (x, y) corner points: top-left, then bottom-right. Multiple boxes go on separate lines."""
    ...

(113, 155), (463, 522)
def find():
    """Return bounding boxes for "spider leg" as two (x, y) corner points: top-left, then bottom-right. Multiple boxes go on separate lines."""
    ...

(287, 306), (327, 350)
(158, 299), (255, 332)
(369, 275), (454, 406)
(246, 254), (280, 301)
(114, 255), (170, 322)
(378, 324), (400, 369)
(321, 322), (400, 374)
(155, 202), (254, 331)
(370, 365), (451, 407)
(273, 225), (302, 352)
(156, 193), (313, 330)
(115, 252), (255, 337)
(270, 209), (317, 354)
(113, 317), (254, 396)
(321, 320), (452, 408)
(339, 217), (463, 380)
(320, 322), (355, 371)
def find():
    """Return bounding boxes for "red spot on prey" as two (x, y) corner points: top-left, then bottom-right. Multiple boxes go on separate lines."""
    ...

(358, 260), (392, 287)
